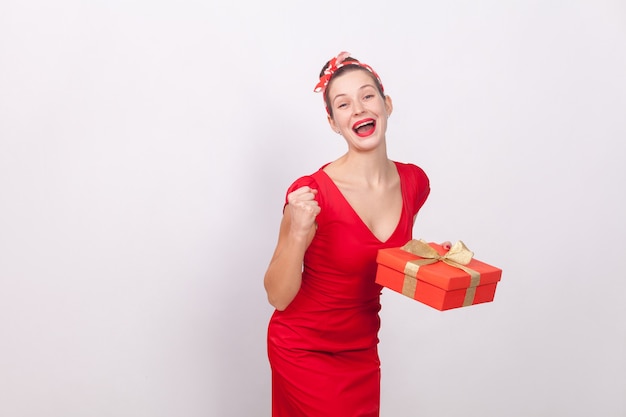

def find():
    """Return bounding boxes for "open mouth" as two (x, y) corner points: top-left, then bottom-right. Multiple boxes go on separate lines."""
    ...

(352, 119), (376, 137)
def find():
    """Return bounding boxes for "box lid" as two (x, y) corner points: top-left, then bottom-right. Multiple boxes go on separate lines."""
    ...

(376, 241), (502, 291)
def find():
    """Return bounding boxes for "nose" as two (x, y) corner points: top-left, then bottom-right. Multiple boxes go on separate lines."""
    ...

(353, 100), (365, 115)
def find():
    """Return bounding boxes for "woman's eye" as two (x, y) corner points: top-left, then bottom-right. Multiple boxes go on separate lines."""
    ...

(337, 103), (348, 109)
(364, 94), (374, 100)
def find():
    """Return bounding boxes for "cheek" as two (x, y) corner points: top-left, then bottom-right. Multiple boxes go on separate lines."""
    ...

(334, 114), (350, 127)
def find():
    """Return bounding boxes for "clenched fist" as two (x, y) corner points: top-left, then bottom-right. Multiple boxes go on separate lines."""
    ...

(286, 186), (321, 237)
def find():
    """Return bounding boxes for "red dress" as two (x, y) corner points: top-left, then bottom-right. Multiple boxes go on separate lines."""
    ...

(267, 162), (430, 417)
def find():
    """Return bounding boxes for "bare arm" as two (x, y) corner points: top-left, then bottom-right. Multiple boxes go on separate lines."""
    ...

(264, 186), (319, 311)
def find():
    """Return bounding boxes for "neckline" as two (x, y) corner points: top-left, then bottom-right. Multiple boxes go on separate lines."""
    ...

(317, 161), (405, 244)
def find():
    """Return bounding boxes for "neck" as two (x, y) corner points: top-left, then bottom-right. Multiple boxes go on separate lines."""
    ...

(333, 148), (394, 186)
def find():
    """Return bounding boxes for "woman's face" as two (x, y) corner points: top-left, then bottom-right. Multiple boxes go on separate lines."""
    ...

(326, 69), (393, 151)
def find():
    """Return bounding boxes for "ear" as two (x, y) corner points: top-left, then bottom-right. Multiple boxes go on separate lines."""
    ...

(385, 95), (393, 117)
(327, 114), (338, 133)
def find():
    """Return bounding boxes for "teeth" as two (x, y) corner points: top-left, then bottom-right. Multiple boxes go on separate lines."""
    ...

(355, 121), (373, 129)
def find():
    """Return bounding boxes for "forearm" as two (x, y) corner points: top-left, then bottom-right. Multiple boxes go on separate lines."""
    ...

(265, 187), (319, 311)
(264, 232), (309, 311)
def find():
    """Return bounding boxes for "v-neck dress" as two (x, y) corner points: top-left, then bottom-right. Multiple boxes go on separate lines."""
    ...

(267, 161), (430, 417)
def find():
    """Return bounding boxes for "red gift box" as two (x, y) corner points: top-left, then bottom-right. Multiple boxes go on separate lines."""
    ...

(375, 240), (502, 311)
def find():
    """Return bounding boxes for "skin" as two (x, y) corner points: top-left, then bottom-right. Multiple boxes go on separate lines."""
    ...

(264, 68), (450, 311)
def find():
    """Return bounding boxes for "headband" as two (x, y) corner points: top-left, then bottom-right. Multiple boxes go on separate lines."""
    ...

(313, 51), (385, 95)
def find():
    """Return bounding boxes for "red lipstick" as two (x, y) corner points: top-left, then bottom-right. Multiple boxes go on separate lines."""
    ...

(352, 118), (376, 137)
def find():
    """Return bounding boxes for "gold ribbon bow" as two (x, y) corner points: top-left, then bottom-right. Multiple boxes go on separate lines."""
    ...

(400, 239), (481, 306)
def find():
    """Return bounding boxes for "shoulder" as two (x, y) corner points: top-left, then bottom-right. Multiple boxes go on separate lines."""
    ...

(286, 174), (320, 194)
(393, 161), (431, 212)
(393, 161), (429, 187)
(283, 166), (329, 206)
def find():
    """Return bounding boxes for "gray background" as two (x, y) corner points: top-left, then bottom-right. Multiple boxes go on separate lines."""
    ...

(1, 1), (625, 416)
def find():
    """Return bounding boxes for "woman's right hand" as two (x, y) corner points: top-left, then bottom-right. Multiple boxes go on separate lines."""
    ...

(286, 186), (320, 238)
(264, 186), (320, 310)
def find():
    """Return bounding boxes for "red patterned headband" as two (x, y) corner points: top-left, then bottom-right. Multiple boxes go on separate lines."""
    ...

(313, 51), (385, 95)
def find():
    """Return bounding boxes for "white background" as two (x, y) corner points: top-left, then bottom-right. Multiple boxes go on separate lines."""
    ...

(1, 1), (625, 416)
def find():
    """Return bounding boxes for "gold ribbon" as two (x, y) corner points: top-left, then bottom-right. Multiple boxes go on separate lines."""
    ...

(400, 239), (481, 306)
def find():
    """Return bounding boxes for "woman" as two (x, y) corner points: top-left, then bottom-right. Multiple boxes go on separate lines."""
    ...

(264, 51), (432, 417)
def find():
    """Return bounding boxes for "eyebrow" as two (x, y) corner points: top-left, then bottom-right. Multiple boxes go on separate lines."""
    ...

(331, 84), (377, 103)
